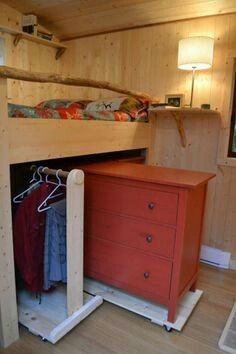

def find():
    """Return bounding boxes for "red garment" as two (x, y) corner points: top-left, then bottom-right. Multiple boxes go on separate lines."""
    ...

(13, 183), (50, 292)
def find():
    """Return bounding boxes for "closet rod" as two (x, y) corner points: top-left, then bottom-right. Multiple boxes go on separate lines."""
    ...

(30, 165), (70, 179)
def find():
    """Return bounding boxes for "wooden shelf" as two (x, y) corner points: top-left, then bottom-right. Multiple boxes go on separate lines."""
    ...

(0, 25), (67, 59)
(148, 106), (220, 115)
(148, 106), (221, 147)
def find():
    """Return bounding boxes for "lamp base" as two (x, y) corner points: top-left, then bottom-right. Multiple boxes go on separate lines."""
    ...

(190, 68), (196, 108)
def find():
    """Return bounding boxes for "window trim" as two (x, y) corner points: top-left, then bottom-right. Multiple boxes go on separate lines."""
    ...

(228, 72), (236, 157)
(217, 52), (236, 167)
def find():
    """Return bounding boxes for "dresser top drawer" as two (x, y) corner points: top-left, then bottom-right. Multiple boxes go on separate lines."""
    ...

(85, 178), (178, 226)
(82, 161), (215, 189)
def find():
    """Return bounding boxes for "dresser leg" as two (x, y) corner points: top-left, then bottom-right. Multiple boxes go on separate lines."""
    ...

(190, 281), (197, 292)
(167, 303), (177, 323)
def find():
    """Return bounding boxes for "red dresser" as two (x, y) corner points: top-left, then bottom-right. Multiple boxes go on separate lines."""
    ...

(82, 161), (215, 323)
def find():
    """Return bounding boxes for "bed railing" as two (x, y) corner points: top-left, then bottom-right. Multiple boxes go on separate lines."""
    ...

(0, 65), (159, 102)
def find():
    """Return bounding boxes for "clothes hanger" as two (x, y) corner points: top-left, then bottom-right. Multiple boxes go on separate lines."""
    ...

(37, 169), (66, 213)
(43, 166), (65, 199)
(13, 166), (44, 204)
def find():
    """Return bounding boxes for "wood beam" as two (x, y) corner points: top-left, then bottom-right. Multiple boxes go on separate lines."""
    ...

(0, 78), (19, 347)
(8, 119), (151, 164)
(0, 66), (159, 102)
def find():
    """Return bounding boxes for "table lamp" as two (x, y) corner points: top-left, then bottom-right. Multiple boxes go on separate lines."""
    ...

(178, 36), (214, 107)
(0, 38), (5, 66)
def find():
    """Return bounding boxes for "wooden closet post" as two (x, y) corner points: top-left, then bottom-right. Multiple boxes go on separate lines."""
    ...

(66, 169), (85, 316)
(0, 78), (19, 347)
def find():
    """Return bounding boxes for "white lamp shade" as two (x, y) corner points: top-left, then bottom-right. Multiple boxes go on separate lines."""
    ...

(178, 36), (214, 70)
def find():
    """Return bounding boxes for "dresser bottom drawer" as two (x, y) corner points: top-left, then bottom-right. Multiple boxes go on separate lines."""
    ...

(84, 237), (172, 302)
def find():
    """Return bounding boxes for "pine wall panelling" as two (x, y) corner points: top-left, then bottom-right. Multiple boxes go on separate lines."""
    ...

(0, 3), (67, 106)
(1, 4), (235, 261)
(60, 14), (236, 261)
(0, 2), (21, 30)
(0, 3), (235, 347)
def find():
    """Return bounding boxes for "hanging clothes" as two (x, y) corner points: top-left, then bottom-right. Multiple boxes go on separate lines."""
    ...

(43, 198), (67, 291)
(13, 182), (51, 292)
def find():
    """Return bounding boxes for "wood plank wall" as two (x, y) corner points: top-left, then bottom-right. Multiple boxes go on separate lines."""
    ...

(60, 14), (236, 261)
(0, 3), (67, 106)
(1, 2), (235, 261)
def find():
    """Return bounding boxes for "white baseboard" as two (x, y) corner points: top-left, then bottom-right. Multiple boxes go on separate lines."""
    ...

(200, 245), (231, 269)
(229, 259), (236, 270)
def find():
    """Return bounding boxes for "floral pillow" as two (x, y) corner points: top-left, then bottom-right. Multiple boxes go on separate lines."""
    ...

(35, 99), (94, 120)
(8, 103), (60, 119)
(36, 99), (92, 110)
(84, 96), (149, 119)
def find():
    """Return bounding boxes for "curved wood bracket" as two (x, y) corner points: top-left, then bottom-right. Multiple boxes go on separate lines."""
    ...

(170, 111), (187, 147)
(13, 34), (22, 46)
(56, 47), (66, 60)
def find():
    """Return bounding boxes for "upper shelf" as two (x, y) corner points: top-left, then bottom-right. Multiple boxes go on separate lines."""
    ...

(148, 106), (220, 116)
(148, 106), (221, 148)
(0, 25), (67, 60)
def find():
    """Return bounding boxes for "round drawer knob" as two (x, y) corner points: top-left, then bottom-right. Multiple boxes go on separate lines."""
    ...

(146, 235), (153, 243)
(143, 272), (150, 279)
(148, 202), (155, 210)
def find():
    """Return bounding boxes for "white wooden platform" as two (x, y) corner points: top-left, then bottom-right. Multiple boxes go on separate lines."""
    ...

(18, 285), (103, 343)
(84, 279), (203, 331)
(218, 302), (236, 354)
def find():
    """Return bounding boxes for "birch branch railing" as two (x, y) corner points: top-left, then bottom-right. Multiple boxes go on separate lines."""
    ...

(0, 66), (159, 102)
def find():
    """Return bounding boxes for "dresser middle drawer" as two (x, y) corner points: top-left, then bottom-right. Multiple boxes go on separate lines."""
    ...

(85, 209), (176, 259)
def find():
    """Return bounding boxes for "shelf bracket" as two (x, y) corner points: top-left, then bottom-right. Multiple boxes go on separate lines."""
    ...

(170, 111), (187, 147)
(13, 34), (22, 46)
(56, 47), (66, 60)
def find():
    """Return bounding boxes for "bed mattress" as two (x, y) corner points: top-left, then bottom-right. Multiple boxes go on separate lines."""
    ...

(8, 97), (149, 122)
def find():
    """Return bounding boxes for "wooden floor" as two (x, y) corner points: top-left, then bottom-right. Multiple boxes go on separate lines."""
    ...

(1, 264), (235, 354)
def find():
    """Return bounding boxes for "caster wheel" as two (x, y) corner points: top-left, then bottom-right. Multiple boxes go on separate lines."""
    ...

(163, 325), (173, 332)
(41, 337), (47, 342)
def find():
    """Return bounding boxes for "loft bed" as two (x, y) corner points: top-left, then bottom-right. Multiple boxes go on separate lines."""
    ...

(0, 66), (222, 347)
(1, 66), (158, 164)
(0, 66), (158, 348)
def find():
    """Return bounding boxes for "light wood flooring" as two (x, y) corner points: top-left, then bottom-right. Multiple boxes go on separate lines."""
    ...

(1, 264), (235, 354)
